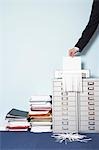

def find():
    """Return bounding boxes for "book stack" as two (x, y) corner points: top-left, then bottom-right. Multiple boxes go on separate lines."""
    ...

(28, 95), (52, 132)
(5, 108), (30, 131)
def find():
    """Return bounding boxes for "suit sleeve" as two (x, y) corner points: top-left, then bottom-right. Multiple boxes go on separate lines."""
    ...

(75, 0), (99, 52)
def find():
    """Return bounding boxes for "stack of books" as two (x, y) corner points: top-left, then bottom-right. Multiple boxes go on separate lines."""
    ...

(28, 95), (52, 132)
(5, 108), (30, 131)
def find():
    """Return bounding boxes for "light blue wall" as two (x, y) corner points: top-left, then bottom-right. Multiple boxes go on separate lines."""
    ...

(0, 0), (99, 127)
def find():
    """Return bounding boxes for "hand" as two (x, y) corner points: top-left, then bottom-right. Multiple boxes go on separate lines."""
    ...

(68, 48), (79, 57)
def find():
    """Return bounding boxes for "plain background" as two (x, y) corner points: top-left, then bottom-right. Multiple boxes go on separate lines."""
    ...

(0, 0), (99, 128)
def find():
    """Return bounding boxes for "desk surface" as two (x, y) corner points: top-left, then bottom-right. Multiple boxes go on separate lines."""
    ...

(0, 132), (99, 150)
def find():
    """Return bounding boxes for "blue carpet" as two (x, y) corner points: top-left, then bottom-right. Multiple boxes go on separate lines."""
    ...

(0, 131), (99, 150)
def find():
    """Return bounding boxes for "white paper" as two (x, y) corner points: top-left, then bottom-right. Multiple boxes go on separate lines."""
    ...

(63, 56), (81, 71)
(7, 121), (30, 127)
(31, 126), (52, 133)
(62, 57), (82, 92)
(29, 110), (49, 115)
(30, 102), (51, 107)
(30, 95), (51, 102)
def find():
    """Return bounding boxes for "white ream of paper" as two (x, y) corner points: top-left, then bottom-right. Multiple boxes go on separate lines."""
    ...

(30, 95), (51, 102)
(30, 126), (52, 133)
(62, 57), (82, 92)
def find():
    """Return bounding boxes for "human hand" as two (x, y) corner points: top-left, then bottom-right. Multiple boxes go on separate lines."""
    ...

(68, 47), (79, 57)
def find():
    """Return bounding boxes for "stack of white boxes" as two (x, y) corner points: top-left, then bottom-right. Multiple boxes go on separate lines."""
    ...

(79, 78), (99, 133)
(52, 79), (78, 133)
(52, 67), (99, 133)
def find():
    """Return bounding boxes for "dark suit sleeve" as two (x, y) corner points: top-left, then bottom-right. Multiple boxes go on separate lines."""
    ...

(75, 0), (99, 52)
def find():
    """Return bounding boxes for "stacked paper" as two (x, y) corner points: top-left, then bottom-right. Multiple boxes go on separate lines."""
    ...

(5, 108), (30, 131)
(6, 120), (30, 131)
(29, 95), (52, 132)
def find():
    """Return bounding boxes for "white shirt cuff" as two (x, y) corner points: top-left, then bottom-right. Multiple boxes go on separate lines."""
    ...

(74, 47), (80, 52)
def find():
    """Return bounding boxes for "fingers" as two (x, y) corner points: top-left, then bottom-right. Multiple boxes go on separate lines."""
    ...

(69, 48), (77, 57)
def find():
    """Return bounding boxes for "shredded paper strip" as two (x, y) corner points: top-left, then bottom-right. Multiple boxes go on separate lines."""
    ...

(51, 133), (92, 144)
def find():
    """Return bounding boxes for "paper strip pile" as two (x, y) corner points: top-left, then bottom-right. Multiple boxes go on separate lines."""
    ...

(52, 133), (91, 144)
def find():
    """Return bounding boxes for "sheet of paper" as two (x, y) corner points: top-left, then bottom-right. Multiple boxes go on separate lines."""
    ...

(63, 56), (81, 71)
(62, 57), (82, 92)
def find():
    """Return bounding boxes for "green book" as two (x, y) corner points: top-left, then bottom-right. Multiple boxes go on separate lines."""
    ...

(5, 108), (29, 119)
